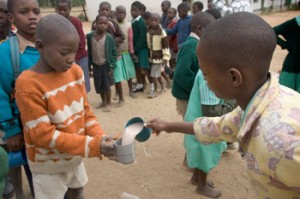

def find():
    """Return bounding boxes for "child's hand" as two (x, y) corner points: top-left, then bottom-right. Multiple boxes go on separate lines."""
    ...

(108, 69), (114, 76)
(144, 118), (169, 136)
(100, 136), (115, 159)
(162, 60), (168, 66)
(131, 54), (138, 63)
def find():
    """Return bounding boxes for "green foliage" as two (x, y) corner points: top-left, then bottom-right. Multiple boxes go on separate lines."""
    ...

(38, 0), (85, 7)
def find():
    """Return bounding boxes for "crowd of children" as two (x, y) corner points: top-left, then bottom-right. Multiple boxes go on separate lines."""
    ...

(0, 0), (299, 198)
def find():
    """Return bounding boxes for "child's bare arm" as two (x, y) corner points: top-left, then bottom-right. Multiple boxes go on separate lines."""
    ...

(145, 118), (194, 135)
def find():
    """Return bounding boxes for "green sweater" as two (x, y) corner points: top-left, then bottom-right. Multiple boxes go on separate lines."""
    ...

(273, 17), (300, 73)
(172, 36), (199, 100)
(86, 32), (117, 72)
(132, 16), (148, 52)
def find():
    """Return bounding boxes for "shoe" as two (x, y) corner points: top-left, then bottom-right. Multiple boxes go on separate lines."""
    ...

(2, 178), (14, 199)
(132, 87), (144, 93)
(148, 91), (157, 98)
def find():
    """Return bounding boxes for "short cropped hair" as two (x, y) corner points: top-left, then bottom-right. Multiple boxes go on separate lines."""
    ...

(200, 12), (277, 76)
(190, 12), (215, 32)
(99, 1), (111, 9)
(55, 0), (71, 7)
(193, 1), (204, 11)
(177, 2), (190, 12)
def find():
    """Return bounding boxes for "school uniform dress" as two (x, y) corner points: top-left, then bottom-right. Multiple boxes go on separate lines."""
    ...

(114, 20), (136, 83)
(131, 15), (149, 69)
(184, 71), (227, 173)
(87, 32), (117, 93)
(274, 16), (300, 92)
(193, 73), (300, 198)
(15, 64), (106, 198)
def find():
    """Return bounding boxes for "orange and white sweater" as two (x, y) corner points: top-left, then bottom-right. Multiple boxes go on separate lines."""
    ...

(15, 64), (106, 174)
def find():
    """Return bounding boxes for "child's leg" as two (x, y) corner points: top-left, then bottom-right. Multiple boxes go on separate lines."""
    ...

(103, 89), (112, 112)
(96, 93), (107, 109)
(127, 79), (136, 98)
(194, 169), (221, 198)
(115, 82), (125, 106)
(157, 76), (166, 94)
(161, 71), (171, 89)
(133, 65), (144, 92)
(65, 187), (84, 199)
(9, 166), (25, 199)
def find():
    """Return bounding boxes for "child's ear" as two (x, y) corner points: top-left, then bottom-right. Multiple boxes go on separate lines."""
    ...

(35, 40), (44, 53)
(197, 25), (203, 37)
(228, 68), (243, 87)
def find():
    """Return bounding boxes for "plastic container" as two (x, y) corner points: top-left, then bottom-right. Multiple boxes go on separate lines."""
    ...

(114, 138), (135, 164)
(125, 117), (151, 142)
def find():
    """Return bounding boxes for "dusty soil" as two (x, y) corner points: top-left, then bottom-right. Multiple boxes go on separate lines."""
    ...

(20, 10), (299, 199)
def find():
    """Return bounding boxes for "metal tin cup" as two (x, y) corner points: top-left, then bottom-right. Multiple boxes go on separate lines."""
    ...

(114, 138), (135, 164)
(8, 150), (27, 168)
(125, 117), (151, 142)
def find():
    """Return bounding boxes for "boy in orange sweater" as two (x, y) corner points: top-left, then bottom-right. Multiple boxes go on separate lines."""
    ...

(15, 14), (115, 199)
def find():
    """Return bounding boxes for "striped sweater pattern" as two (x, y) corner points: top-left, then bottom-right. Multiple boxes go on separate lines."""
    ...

(15, 64), (105, 174)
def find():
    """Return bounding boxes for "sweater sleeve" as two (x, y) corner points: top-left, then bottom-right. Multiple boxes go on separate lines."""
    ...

(16, 91), (104, 158)
(161, 30), (170, 61)
(193, 107), (241, 143)
(165, 20), (178, 35)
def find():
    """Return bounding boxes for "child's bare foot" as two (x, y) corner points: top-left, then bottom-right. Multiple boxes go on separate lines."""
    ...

(95, 103), (106, 109)
(102, 105), (111, 112)
(196, 185), (221, 198)
(166, 81), (171, 89)
(159, 87), (167, 95)
(190, 175), (215, 188)
(113, 94), (119, 100)
(116, 100), (125, 108)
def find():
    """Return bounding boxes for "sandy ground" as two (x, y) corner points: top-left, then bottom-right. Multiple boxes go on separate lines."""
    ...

(19, 10), (299, 199)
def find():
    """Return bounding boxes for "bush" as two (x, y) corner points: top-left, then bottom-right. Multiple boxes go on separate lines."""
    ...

(38, 0), (85, 7)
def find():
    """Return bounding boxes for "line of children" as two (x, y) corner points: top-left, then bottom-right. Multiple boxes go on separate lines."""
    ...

(147, 12), (170, 97)
(0, 0), (42, 198)
(55, 0), (91, 93)
(87, 14), (117, 112)
(146, 12), (300, 199)
(15, 14), (115, 199)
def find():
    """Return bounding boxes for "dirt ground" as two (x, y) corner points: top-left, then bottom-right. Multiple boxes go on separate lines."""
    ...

(20, 10), (299, 199)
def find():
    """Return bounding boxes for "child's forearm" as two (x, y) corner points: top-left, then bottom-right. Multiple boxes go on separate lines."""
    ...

(166, 121), (194, 134)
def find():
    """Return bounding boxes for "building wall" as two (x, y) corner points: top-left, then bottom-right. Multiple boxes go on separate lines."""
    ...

(86, 0), (208, 22)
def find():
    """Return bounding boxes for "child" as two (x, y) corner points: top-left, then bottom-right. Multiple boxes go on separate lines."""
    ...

(131, 1), (153, 94)
(147, 13), (170, 97)
(55, 0), (90, 93)
(87, 15), (117, 112)
(15, 14), (115, 199)
(146, 12), (300, 198)
(0, 0), (11, 41)
(273, 16), (300, 92)
(97, 1), (126, 106)
(184, 70), (237, 198)
(192, 1), (204, 15)
(160, 0), (171, 28)
(165, 2), (191, 49)
(172, 12), (214, 117)
(0, 0), (41, 198)
(115, 5), (136, 99)
(166, 7), (178, 74)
